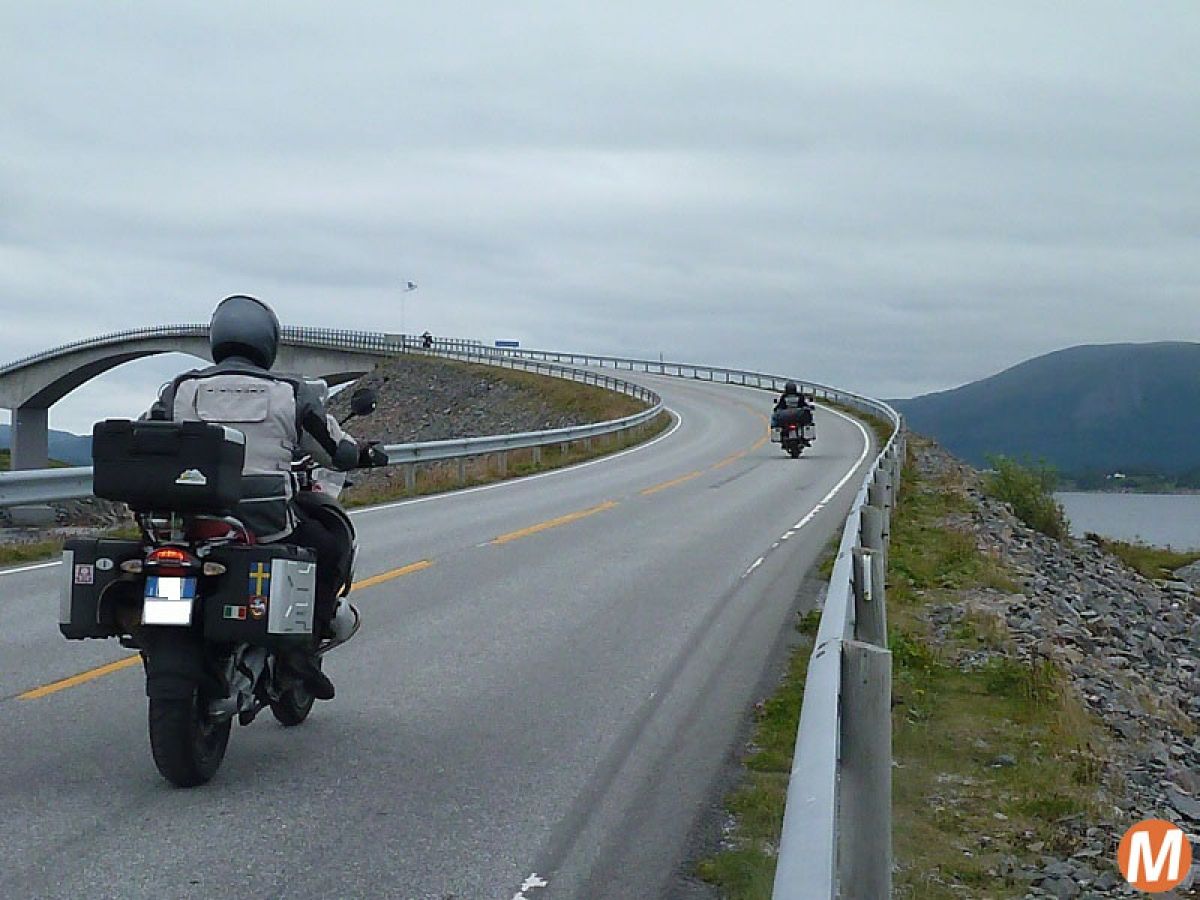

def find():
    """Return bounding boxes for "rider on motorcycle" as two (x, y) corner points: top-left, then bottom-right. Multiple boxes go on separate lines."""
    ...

(147, 295), (387, 700)
(772, 381), (814, 428)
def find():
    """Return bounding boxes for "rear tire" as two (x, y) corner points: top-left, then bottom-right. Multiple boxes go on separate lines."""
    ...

(789, 444), (801, 458)
(270, 684), (315, 726)
(148, 692), (231, 787)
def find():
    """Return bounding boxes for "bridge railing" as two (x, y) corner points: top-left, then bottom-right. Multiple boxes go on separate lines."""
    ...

(0, 324), (429, 378)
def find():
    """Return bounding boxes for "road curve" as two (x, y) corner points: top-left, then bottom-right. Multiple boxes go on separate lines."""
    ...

(0, 373), (873, 900)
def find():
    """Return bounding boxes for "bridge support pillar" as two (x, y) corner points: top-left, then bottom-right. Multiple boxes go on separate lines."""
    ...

(10, 406), (50, 470)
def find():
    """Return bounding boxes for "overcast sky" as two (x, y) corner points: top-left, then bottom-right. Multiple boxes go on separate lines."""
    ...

(2, 2), (1197, 434)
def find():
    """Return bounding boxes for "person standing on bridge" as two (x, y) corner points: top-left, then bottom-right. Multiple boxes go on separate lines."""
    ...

(146, 295), (388, 699)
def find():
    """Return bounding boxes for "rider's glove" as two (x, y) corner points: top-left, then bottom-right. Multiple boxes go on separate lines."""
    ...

(358, 442), (389, 468)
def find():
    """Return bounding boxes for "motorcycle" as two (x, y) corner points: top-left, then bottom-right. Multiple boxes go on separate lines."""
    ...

(770, 407), (815, 459)
(59, 387), (382, 787)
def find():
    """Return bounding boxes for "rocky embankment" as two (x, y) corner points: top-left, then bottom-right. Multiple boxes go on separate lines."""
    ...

(914, 441), (1199, 898)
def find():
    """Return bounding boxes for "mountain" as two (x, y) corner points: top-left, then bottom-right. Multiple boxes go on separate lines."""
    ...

(891, 342), (1200, 477)
(0, 425), (92, 466)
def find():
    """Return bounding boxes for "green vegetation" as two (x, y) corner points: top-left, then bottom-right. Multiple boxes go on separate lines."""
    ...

(695, 534), (838, 898)
(0, 524), (139, 568)
(984, 456), (1069, 540)
(342, 411), (672, 508)
(695, 613), (816, 899)
(0, 536), (66, 567)
(1088, 534), (1200, 580)
(474, 363), (646, 422)
(890, 440), (1111, 898)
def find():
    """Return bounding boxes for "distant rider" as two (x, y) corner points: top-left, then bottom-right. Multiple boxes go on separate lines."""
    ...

(148, 295), (387, 699)
(772, 381), (814, 429)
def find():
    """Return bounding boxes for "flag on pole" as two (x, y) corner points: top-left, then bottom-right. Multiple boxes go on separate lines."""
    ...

(404, 281), (418, 291)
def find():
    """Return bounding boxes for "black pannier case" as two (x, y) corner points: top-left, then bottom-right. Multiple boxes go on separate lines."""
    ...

(92, 419), (245, 512)
(60, 537), (143, 639)
(203, 544), (317, 648)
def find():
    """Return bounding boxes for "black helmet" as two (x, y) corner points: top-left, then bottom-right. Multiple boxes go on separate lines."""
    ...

(209, 295), (281, 369)
(784, 381), (799, 395)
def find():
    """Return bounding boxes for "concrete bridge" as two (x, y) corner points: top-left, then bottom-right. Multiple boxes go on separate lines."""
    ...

(0, 325), (407, 469)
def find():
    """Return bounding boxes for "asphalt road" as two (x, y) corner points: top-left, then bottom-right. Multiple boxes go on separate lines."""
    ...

(0, 374), (873, 900)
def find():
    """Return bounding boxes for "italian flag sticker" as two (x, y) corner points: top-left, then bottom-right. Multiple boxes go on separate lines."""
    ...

(223, 605), (248, 621)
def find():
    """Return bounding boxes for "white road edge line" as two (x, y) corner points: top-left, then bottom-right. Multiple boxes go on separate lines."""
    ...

(740, 404), (872, 578)
(0, 412), (683, 579)
(0, 560), (63, 577)
(511, 872), (549, 900)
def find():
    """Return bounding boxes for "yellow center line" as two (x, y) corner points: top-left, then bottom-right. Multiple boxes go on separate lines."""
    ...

(18, 655), (141, 701)
(640, 470), (705, 496)
(353, 559), (434, 590)
(491, 501), (619, 545)
(18, 560), (436, 702)
(710, 451), (746, 470)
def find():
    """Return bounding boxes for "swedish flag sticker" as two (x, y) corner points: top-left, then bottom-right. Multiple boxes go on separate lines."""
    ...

(248, 562), (271, 599)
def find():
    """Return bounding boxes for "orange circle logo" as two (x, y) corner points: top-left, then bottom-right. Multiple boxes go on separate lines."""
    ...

(1118, 819), (1193, 892)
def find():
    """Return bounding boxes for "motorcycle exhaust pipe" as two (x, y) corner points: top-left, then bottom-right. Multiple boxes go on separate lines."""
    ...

(319, 601), (361, 654)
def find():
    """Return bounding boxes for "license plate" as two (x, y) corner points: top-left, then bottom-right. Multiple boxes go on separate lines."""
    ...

(143, 576), (197, 626)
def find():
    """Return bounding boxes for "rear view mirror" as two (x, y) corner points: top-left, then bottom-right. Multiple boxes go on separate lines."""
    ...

(350, 388), (378, 417)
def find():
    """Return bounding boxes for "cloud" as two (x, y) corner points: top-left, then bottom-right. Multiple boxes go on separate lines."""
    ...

(0, 1), (1197, 432)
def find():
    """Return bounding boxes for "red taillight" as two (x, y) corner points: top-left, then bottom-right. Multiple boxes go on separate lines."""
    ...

(149, 547), (189, 563)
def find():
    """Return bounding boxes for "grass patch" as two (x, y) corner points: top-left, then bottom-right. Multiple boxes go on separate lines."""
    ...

(343, 411), (672, 508)
(1088, 534), (1200, 580)
(476, 363), (645, 422)
(696, 614), (815, 899)
(0, 536), (66, 567)
(984, 456), (1069, 541)
(0, 524), (139, 568)
(891, 439), (1112, 898)
(889, 450), (1019, 605)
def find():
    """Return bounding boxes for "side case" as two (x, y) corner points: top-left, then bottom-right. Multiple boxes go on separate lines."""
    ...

(59, 538), (143, 640)
(203, 545), (317, 648)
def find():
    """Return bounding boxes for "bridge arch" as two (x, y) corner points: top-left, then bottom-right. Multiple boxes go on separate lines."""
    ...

(0, 325), (398, 469)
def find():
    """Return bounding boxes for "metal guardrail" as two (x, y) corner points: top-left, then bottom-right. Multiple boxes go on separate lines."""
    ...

(475, 343), (904, 898)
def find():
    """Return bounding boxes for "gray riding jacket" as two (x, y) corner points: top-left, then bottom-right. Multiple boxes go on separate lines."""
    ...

(149, 357), (361, 541)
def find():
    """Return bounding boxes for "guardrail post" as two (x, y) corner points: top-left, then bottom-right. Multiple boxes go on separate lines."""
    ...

(456, 457), (467, 485)
(851, 547), (886, 647)
(860, 506), (888, 611)
(497, 451), (508, 477)
(403, 464), (417, 492)
(838, 640), (893, 899)
(531, 446), (542, 466)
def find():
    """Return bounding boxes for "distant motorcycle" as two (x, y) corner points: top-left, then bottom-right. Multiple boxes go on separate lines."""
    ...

(59, 388), (383, 787)
(771, 407), (815, 459)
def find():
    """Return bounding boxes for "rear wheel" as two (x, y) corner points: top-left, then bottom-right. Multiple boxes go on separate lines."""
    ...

(270, 682), (315, 726)
(148, 692), (231, 787)
(789, 443), (801, 458)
